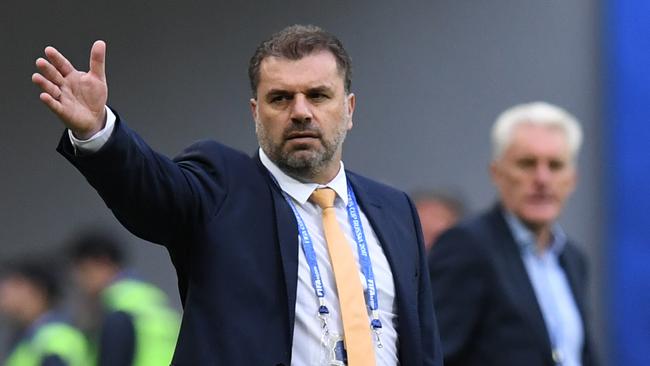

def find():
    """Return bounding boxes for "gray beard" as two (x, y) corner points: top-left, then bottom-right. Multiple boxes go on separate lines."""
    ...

(274, 146), (335, 182)
(256, 122), (347, 182)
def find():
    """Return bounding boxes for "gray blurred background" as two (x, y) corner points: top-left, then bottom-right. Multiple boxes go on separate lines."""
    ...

(0, 0), (605, 362)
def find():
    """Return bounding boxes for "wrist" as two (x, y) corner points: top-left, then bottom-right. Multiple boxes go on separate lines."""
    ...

(71, 108), (107, 140)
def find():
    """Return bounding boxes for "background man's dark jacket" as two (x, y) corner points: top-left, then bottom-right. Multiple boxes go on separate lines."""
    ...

(428, 204), (598, 366)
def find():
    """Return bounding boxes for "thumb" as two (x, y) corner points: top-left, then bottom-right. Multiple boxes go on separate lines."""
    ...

(89, 40), (106, 80)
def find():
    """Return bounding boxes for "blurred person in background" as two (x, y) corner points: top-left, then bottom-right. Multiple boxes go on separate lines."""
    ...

(0, 259), (88, 366)
(412, 190), (465, 252)
(68, 231), (180, 366)
(428, 102), (598, 366)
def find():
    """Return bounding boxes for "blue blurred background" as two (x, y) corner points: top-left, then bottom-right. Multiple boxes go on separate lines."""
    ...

(0, 1), (647, 364)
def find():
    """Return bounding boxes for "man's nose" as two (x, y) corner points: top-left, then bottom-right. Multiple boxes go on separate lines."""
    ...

(290, 94), (313, 123)
(533, 164), (552, 184)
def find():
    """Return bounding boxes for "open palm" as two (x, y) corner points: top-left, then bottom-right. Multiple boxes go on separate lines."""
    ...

(32, 40), (108, 140)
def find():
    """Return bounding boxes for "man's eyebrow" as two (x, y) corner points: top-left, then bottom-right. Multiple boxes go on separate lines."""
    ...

(265, 89), (292, 96)
(306, 85), (334, 94)
(264, 85), (334, 98)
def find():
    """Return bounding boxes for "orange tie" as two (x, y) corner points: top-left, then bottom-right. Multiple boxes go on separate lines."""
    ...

(310, 188), (376, 366)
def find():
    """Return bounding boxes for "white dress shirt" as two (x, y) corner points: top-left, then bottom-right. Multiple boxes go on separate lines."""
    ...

(70, 107), (399, 365)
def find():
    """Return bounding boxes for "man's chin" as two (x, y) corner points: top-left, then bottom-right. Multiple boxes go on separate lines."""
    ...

(283, 149), (321, 166)
(519, 209), (560, 228)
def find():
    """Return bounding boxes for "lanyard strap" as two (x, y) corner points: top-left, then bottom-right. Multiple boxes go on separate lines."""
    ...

(280, 183), (383, 331)
(345, 182), (382, 330)
(283, 193), (330, 315)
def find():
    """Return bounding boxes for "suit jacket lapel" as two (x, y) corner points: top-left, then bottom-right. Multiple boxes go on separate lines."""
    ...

(254, 154), (299, 339)
(347, 173), (421, 362)
(559, 250), (594, 366)
(346, 173), (414, 315)
(488, 206), (554, 353)
(559, 248), (587, 321)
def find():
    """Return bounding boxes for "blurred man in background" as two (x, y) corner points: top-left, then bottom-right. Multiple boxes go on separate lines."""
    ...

(0, 259), (88, 366)
(68, 232), (180, 366)
(412, 190), (465, 252)
(428, 102), (598, 366)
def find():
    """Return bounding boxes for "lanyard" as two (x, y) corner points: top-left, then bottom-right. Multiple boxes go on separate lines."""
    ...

(281, 182), (384, 346)
(345, 183), (381, 330)
(284, 191), (329, 316)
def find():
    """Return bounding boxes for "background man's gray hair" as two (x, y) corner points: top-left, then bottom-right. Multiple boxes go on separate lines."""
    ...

(248, 24), (352, 98)
(491, 101), (583, 161)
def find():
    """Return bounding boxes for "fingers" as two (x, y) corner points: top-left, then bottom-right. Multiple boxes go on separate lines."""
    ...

(35, 58), (65, 86)
(44, 46), (76, 77)
(89, 40), (106, 80)
(32, 73), (62, 99)
(38, 92), (64, 116)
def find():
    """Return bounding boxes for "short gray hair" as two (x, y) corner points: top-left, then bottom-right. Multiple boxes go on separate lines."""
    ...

(491, 101), (583, 161)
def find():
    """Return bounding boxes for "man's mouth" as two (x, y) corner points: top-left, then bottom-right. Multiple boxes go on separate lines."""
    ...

(285, 131), (320, 142)
(527, 194), (553, 204)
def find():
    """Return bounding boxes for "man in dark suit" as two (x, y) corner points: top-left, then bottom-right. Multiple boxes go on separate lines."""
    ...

(32, 25), (442, 365)
(428, 102), (598, 366)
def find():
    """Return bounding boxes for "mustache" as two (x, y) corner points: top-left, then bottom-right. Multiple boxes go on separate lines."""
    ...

(282, 125), (322, 140)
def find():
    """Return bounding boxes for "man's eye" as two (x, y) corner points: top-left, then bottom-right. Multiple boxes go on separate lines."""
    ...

(308, 93), (328, 101)
(270, 95), (292, 103)
(549, 160), (565, 171)
(516, 158), (536, 170)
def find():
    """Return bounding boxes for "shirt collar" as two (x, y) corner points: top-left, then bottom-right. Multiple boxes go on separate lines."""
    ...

(502, 208), (567, 256)
(259, 148), (349, 205)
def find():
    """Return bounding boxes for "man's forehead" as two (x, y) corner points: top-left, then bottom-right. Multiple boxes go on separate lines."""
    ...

(498, 124), (572, 162)
(257, 51), (344, 91)
(511, 124), (569, 148)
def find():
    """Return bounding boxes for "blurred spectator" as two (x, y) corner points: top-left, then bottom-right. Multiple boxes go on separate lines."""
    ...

(67, 231), (180, 366)
(412, 190), (465, 252)
(0, 259), (88, 366)
(428, 102), (598, 366)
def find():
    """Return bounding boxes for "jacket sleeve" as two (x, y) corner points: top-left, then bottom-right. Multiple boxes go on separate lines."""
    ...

(427, 226), (489, 365)
(56, 112), (231, 247)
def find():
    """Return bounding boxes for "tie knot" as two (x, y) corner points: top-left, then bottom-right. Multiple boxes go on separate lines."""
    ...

(310, 187), (336, 210)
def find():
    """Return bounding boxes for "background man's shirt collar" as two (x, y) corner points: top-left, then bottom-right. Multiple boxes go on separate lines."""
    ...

(502, 208), (567, 256)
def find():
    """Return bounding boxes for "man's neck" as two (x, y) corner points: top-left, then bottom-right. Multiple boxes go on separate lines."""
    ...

(262, 149), (343, 185)
(503, 208), (557, 254)
(526, 222), (553, 253)
(294, 164), (341, 185)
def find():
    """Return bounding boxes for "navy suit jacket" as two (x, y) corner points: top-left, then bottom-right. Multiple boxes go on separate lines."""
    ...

(428, 204), (598, 366)
(57, 114), (443, 366)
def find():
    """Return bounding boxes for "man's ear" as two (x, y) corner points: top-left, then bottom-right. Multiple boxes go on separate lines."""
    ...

(250, 98), (258, 122)
(346, 93), (355, 129)
(567, 166), (579, 194)
(489, 161), (500, 186)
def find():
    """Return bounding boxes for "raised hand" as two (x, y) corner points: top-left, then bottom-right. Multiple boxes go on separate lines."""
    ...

(32, 40), (108, 140)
